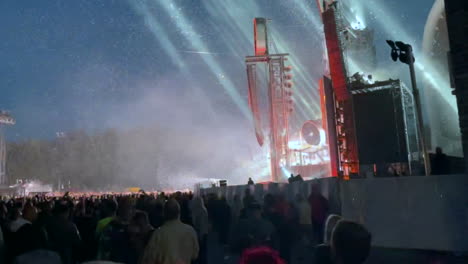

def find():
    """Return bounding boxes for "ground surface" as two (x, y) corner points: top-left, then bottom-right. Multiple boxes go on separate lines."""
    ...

(205, 232), (468, 264)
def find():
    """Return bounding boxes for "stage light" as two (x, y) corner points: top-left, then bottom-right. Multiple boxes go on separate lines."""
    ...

(367, 0), (457, 113)
(391, 50), (398, 62)
(386, 39), (430, 175)
(386, 40), (400, 62)
(132, 0), (326, 140)
(394, 41), (407, 51)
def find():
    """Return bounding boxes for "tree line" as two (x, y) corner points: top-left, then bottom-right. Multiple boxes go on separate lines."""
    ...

(6, 129), (135, 190)
(5, 123), (253, 190)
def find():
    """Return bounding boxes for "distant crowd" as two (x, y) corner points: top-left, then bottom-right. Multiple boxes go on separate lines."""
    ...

(0, 184), (371, 264)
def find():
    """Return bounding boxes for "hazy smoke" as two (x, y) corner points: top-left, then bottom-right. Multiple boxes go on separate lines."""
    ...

(102, 76), (266, 190)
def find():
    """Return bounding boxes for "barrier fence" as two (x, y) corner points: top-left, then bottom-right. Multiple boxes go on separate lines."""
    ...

(200, 174), (467, 253)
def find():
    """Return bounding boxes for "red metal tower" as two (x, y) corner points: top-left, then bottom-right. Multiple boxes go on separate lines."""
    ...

(318, 1), (360, 177)
(246, 18), (293, 182)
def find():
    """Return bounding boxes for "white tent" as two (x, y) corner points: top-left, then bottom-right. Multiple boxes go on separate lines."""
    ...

(23, 181), (53, 195)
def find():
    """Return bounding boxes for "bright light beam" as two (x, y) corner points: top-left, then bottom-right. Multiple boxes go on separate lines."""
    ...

(129, 0), (224, 123)
(154, 0), (252, 120)
(363, 0), (457, 112)
(205, 0), (323, 127)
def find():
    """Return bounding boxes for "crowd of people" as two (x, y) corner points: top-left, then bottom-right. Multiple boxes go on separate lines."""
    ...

(0, 184), (372, 264)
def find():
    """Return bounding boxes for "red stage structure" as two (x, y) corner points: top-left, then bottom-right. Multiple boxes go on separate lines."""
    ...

(317, 1), (421, 177)
(246, 18), (293, 182)
(246, 18), (330, 182)
(319, 2), (360, 177)
(319, 77), (339, 176)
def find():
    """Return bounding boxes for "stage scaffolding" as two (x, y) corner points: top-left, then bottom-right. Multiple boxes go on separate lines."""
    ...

(349, 78), (421, 174)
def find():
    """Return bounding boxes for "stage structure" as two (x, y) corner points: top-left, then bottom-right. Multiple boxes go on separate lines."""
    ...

(0, 111), (15, 185)
(246, 18), (294, 182)
(349, 76), (420, 175)
(317, 1), (360, 177)
(287, 119), (330, 178)
(316, 1), (377, 75)
(319, 76), (340, 176)
(317, 0), (421, 176)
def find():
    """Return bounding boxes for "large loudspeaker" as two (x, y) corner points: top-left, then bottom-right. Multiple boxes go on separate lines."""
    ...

(353, 88), (408, 164)
(301, 120), (322, 146)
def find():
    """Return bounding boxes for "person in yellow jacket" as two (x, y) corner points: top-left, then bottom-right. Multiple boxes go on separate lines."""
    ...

(95, 199), (117, 238)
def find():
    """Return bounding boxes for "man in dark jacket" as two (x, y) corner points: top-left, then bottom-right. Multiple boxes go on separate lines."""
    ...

(98, 197), (136, 264)
(309, 184), (329, 244)
(231, 202), (277, 253)
(45, 201), (81, 264)
(9, 203), (47, 260)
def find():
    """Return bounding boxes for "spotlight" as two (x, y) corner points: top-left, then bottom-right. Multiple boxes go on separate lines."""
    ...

(394, 41), (407, 50)
(386, 39), (396, 49)
(386, 39), (429, 176)
(391, 49), (399, 62)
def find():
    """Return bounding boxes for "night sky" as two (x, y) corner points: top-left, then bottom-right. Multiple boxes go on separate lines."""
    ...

(0, 0), (444, 186)
(1, 0), (432, 141)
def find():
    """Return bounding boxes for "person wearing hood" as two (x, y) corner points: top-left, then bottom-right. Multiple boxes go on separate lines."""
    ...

(191, 196), (209, 264)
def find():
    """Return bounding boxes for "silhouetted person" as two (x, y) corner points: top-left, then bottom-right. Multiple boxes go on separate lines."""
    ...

(309, 184), (329, 244)
(0, 202), (8, 231)
(95, 199), (117, 239)
(432, 147), (450, 175)
(191, 197), (209, 264)
(98, 197), (136, 263)
(273, 194), (292, 261)
(288, 174), (304, 183)
(0, 226), (4, 264)
(35, 201), (53, 232)
(262, 194), (284, 254)
(242, 188), (255, 210)
(74, 199), (98, 262)
(45, 201), (81, 264)
(314, 214), (342, 264)
(231, 195), (242, 222)
(248, 177), (254, 185)
(294, 174), (304, 182)
(149, 200), (165, 229)
(330, 220), (371, 264)
(12, 250), (61, 264)
(9, 205), (29, 233)
(128, 210), (154, 263)
(207, 195), (229, 244)
(10, 203), (46, 259)
(142, 199), (199, 264)
(295, 194), (312, 244)
(218, 197), (231, 245)
(179, 195), (192, 225)
(231, 202), (276, 254)
(288, 174), (295, 184)
(324, 214), (342, 244)
(205, 193), (218, 226)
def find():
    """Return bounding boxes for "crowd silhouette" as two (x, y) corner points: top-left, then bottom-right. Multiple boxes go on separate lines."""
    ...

(0, 184), (372, 264)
